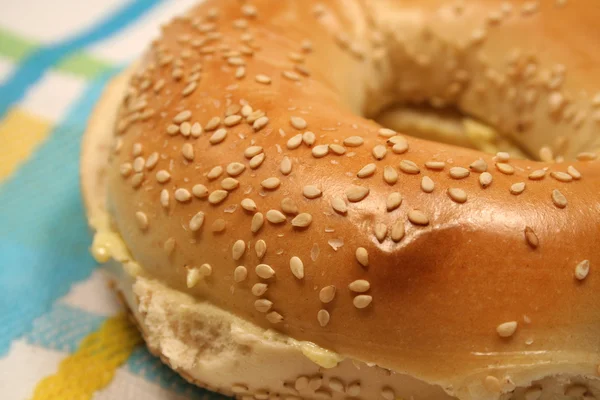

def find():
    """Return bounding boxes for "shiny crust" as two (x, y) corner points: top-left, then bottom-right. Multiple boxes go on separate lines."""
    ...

(82, 0), (600, 398)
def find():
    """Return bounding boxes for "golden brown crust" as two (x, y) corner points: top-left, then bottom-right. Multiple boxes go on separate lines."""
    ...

(83, 0), (600, 396)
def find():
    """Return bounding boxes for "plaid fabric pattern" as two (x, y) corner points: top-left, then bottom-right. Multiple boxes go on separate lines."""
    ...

(0, 1), (228, 398)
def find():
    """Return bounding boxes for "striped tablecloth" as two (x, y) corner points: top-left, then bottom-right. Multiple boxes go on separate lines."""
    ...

(0, 1), (227, 398)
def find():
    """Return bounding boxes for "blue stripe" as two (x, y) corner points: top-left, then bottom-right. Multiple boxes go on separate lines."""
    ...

(0, 0), (162, 118)
(0, 71), (118, 355)
(23, 304), (105, 353)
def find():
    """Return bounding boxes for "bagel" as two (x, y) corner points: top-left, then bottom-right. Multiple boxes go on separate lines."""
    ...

(81, 1), (600, 399)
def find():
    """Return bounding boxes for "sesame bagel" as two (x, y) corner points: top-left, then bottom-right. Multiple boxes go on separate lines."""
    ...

(81, 1), (600, 399)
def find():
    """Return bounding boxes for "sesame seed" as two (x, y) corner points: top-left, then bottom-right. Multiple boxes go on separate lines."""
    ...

(575, 260), (590, 280)
(255, 299), (273, 313)
(372, 145), (387, 160)
(287, 134), (303, 149)
(510, 182), (526, 195)
(133, 157), (145, 172)
(330, 197), (347, 214)
(241, 4), (257, 17)
(135, 211), (148, 230)
(160, 189), (169, 208)
(319, 286), (336, 303)
(175, 188), (192, 202)
(381, 387), (395, 400)
(386, 192), (402, 211)
(292, 213), (312, 228)
(496, 152), (510, 162)
(346, 185), (369, 202)
(211, 219), (226, 232)
(282, 70), (301, 81)
(470, 159), (488, 172)
(221, 177), (239, 191)
(256, 264), (275, 279)
(120, 163), (132, 177)
(447, 188), (467, 203)
(344, 136), (364, 147)
(208, 190), (228, 204)
(181, 143), (194, 160)
(496, 163), (515, 175)
(290, 256), (304, 279)
(408, 209), (429, 225)
(329, 144), (346, 155)
(421, 176), (435, 193)
(355, 247), (369, 267)
(281, 197), (299, 214)
(186, 268), (201, 288)
(399, 160), (420, 174)
(303, 185), (322, 199)
(528, 169), (546, 180)
(234, 266), (248, 282)
(378, 128), (396, 138)
(524, 226), (539, 249)
(182, 81), (197, 96)
(550, 171), (573, 182)
(232, 240), (246, 260)
(425, 161), (446, 170)
(131, 173), (144, 188)
(496, 321), (518, 338)
(235, 66), (246, 79)
(390, 220), (405, 242)
(577, 152), (597, 161)
(290, 116), (307, 130)
(145, 152), (159, 169)
(552, 189), (567, 208)
(204, 116), (220, 131)
(251, 212), (264, 233)
(189, 212), (205, 232)
(449, 167), (470, 179)
(349, 279), (370, 293)
(223, 115), (242, 127)
(253, 116), (269, 131)
(261, 177), (281, 190)
(353, 295), (372, 309)
(391, 140), (409, 155)
(227, 162), (246, 176)
(189, 122), (202, 137)
(252, 283), (268, 296)
(302, 131), (316, 146)
(357, 163), (376, 178)
(255, 240), (267, 259)
(312, 144), (329, 158)
(207, 166), (223, 180)
(280, 156), (292, 175)
(192, 184), (208, 198)
(480, 172), (493, 188)
(241, 198), (257, 212)
(255, 74), (271, 84)
(266, 210), (286, 224)
(383, 165), (398, 185)
(567, 165), (581, 179)
(173, 110), (191, 123)
(317, 309), (330, 327)
(209, 128), (227, 144)
(295, 64), (311, 76)
(371, 223), (386, 243)
(266, 311), (283, 324)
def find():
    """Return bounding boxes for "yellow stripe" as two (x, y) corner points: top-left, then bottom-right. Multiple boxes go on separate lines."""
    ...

(31, 313), (142, 400)
(0, 107), (53, 181)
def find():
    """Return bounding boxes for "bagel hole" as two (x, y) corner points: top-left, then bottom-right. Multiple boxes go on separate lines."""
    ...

(373, 103), (532, 159)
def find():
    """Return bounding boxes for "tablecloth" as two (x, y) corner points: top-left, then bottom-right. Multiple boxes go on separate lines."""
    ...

(0, 1), (227, 398)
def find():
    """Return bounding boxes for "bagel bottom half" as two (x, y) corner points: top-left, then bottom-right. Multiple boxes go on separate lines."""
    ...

(81, 68), (600, 400)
